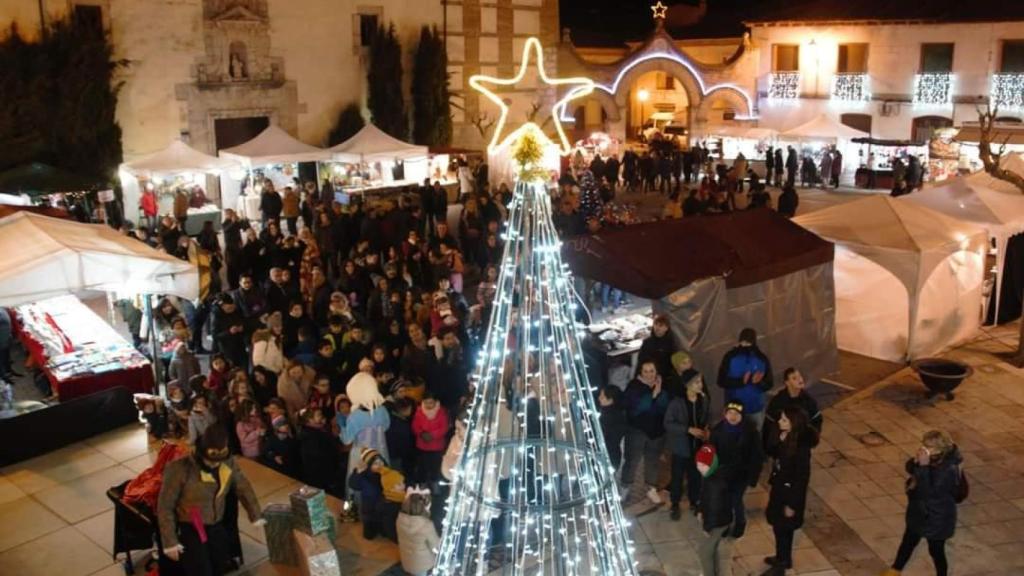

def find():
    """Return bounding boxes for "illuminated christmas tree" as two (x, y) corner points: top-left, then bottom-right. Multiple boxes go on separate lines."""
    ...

(434, 39), (637, 576)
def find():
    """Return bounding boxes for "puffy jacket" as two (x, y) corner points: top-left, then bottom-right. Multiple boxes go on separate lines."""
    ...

(905, 448), (963, 540)
(664, 394), (710, 457)
(765, 430), (818, 530)
(717, 345), (773, 414)
(709, 419), (763, 488)
(623, 378), (671, 439)
(411, 406), (449, 452)
(397, 513), (440, 574)
(699, 470), (733, 532)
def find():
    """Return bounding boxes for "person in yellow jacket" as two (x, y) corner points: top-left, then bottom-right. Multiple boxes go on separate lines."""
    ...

(158, 425), (263, 575)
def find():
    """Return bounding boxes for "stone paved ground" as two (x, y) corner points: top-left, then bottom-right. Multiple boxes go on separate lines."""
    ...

(619, 322), (1024, 576)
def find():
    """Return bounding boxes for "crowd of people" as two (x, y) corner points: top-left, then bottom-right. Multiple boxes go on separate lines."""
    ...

(121, 150), (964, 576)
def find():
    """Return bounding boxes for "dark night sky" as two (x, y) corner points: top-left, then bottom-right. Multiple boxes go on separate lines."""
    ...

(559, 0), (757, 46)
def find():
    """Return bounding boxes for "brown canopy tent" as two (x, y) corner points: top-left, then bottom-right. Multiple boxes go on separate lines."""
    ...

(562, 209), (838, 405)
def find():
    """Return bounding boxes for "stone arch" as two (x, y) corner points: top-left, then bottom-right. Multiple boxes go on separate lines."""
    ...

(610, 57), (703, 109)
(564, 90), (621, 124)
(697, 86), (753, 120)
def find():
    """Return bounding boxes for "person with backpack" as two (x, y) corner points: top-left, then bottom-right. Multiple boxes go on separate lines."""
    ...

(881, 430), (964, 576)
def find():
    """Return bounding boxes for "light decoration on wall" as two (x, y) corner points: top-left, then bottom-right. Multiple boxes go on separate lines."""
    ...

(913, 73), (954, 106)
(831, 73), (871, 102)
(435, 38), (637, 576)
(991, 73), (1024, 110)
(768, 72), (801, 100)
(560, 52), (759, 122)
(469, 37), (594, 154)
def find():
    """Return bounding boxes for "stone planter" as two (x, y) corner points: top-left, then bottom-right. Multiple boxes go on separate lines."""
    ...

(911, 358), (973, 400)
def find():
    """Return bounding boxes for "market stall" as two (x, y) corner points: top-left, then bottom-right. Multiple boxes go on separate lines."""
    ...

(906, 176), (1024, 324)
(219, 124), (330, 217)
(795, 196), (988, 362)
(0, 211), (198, 399)
(0, 162), (108, 222)
(120, 140), (241, 231)
(10, 295), (153, 401)
(326, 124), (429, 200)
(563, 209), (837, 407)
(705, 125), (776, 170)
(780, 114), (869, 182)
(850, 137), (928, 189)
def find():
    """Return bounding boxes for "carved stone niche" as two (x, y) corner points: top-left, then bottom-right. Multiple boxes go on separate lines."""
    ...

(195, 1), (283, 86)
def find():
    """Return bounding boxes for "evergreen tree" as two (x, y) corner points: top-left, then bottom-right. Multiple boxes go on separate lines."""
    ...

(412, 26), (452, 146)
(327, 102), (366, 146)
(0, 16), (124, 182)
(367, 23), (407, 140)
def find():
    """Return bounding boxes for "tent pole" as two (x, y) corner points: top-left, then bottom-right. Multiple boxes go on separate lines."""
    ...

(145, 293), (161, 393)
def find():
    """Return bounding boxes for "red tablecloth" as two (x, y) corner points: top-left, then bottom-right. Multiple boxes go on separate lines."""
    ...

(11, 312), (155, 401)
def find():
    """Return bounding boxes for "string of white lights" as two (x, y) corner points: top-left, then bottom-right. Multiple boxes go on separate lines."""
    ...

(831, 73), (871, 102)
(991, 73), (1024, 110)
(768, 72), (801, 100)
(913, 73), (954, 106)
(433, 178), (638, 575)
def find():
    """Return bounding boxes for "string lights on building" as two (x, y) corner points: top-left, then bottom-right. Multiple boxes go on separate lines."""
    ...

(435, 38), (638, 576)
(913, 73), (954, 106)
(768, 72), (801, 100)
(831, 73), (871, 102)
(991, 73), (1024, 110)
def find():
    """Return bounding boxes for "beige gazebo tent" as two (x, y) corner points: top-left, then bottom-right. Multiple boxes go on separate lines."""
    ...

(0, 211), (198, 306)
(795, 196), (987, 362)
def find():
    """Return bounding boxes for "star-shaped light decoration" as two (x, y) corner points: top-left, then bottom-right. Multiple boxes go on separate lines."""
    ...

(651, 1), (668, 20)
(469, 37), (594, 155)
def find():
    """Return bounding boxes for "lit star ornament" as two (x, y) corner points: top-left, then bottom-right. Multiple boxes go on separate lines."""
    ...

(469, 37), (594, 154)
(651, 1), (668, 20)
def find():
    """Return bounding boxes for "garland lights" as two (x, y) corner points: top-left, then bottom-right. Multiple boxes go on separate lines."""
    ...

(991, 73), (1024, 110)
(768, 72), (801, 100)
(913, 73), (954, 106)
(831, 73), (871, 102)
(435, 38), (638, 576)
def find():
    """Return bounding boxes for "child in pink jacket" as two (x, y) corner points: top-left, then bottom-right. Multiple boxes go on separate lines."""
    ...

(411, 393), (449, 485)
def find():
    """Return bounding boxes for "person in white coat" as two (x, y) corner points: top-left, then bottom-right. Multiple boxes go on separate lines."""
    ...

(396, 487), (440, 576)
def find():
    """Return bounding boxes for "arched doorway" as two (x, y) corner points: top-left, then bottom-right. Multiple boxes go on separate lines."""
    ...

(911, 116), (952, 142)
(626, 70), (690, 144)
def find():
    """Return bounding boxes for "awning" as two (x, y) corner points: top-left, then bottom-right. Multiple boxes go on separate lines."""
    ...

(329, 124), (429, 163)
(955, 124), (1024, 145)
(219, 125), (330, 167)
(122, 140), (240, 178)
(782, 114), (870, 141)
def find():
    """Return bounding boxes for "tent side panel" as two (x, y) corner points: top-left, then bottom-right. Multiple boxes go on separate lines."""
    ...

(910, 246), (985, 360)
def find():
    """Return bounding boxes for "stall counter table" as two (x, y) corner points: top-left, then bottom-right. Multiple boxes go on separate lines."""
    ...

(10, 301), (155, 402)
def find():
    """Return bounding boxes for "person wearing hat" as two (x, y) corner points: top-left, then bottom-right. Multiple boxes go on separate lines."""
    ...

(158, 425), (263, 575)
(666, 350), (704, 399)
(349, 447), (406, 540)
(717, 327), (774, 432)
(695, 444), (735, 576)
(709, 401), (763, 539)
(664, 372), (710, 520)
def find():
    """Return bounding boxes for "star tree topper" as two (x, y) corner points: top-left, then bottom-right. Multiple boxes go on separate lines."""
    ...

(651, 1), (668, 20)
(469, 37), (594, 155)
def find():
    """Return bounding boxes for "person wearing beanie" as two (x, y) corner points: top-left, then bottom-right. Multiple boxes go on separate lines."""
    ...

(638, 315), (677, 380)
(695, 444), (735, 576)
(349, 447), (405, 541)
(709, 401), (763, 539)
(717, 327), (774, 431)
(666, 350), (704, 399)
(664, 372), (710, 520)
(763, 368), (823, 450)
(158, 425), (263, 574)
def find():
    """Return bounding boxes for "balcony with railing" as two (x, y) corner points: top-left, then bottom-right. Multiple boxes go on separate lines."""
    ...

(913, 73), (954, 105)
(768, 72), (801, 100)
(991, 73), (1024, 110)
(831, 73), (871, 102)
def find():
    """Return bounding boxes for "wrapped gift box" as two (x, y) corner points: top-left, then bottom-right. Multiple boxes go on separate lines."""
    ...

(290, 486), (330, 536)
(263, 503), (298, 566)
(293, 528), (341, 576)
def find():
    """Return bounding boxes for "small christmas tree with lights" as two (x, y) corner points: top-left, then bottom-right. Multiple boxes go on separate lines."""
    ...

(434, 39), (636, 575)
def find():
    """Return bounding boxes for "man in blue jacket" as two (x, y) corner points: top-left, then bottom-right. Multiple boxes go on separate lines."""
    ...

(717, 327), (773, 431)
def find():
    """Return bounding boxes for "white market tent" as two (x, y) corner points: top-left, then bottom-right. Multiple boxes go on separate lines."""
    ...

(0, 211), (198, 306)
(904, 176), (1024, 319)
(795, 196), (988, 362)
(121, 140), (240, 178)
(219, 125), (330, 168)
(964, 152), (1024, 194)
(328, 124), (429, 163)
(781, 114), (869, 141)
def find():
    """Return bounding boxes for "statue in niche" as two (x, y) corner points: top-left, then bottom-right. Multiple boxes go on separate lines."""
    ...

(229, 42), (248, 80)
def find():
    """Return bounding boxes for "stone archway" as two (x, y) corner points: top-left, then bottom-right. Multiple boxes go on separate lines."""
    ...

(696, 86), (753, 123)
(610, 57), (703, 112)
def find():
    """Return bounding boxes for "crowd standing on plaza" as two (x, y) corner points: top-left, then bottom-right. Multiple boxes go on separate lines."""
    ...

(122, 146), (964, 576)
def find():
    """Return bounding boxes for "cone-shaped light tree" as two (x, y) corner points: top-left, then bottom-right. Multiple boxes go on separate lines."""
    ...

(434, 38), (636, 576)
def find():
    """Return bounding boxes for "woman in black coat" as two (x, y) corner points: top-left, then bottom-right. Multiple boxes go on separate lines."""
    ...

(884, 430), (962, 576)
(763, 405), (819, 574)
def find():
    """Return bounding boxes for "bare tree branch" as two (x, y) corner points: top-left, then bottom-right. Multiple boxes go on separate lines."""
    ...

(977, 103), (1024, 194)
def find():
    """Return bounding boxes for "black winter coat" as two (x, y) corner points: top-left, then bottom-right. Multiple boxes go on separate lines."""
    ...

(638, 333), (676, 379)
(299, 425), (339, 491)
(765, 430), (819, 529)
(905, 449), (962, 540)
(709, 419), (764, 488)
(763, 390), (823, 448)
(699, 471), (733, 531)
